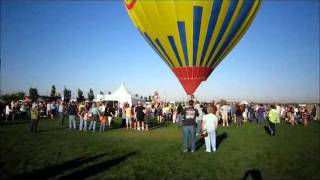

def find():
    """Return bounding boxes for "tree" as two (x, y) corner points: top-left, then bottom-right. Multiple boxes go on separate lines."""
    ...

(77, 89), (85, 102)
(1, 92), (26, 103)
(14, 92), (25, 100)
(108, 91), (111, 95)
(50, 85), (56, 98)
(87, 88), (94, 101)
(63, 88), (72, 103)
(29, 88), (39, 102)
(1, 94), (12, 104)
(56, 93), (61, 99)
(99, 91), (104, 95)
(135, 94), (139, 97)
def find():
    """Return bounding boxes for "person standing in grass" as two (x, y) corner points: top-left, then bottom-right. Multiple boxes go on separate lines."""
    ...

(121, 106), (126, 128)
(301, 107), (308, 127)
(78, 102), (86, 130)
(144, 105), (152, 131)
(125, 103), (132, 129)
(105, 104), (114, 127)
(135, 101), (146, 131)
(78, 103), (85, 131)
(67, 101), (77, 129)
(172, 105), (177, 124)
(20, 102), (27, 120)
(5, 104), (12, 122)
(268, 105), (279, 136)
(195, 102), (204, 135)
(58, 101), (64, 126)
(83, 109), (90, 131)
(30, 102), (39, 132)
(243, 106), (248, 123)
(220, 104), (229, 127)
(182, 99), (199, 153)
(46, 101), (51, 118)
(88, 103), (99, 132)
(99, 107), (107, 132)
(50, 101), (56, 120)
(236, 104), (244, 127)
(156, 103), (162, 124)
(288, 107), (295, 126)
(131, 105), (137, 130)
(202, 105), (218, 152)
(257, 105), (265, 126)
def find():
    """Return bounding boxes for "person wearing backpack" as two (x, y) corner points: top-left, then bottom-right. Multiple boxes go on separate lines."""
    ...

(182, 100), (199, 153)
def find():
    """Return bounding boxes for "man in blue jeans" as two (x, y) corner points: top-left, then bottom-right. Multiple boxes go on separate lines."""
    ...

(182, 100), (199, 153)
(67, 101), (77, 129)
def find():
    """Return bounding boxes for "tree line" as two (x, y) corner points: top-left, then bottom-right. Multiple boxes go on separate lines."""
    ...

(1, 85), (152, 104)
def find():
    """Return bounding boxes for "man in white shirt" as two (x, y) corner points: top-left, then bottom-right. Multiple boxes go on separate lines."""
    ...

(5, 105), (12, 122)
(46, 102), (51, 118)
(220, 104), (228, 126)
(58, 101), (64, 126)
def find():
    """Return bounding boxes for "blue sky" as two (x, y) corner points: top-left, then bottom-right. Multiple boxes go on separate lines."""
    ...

(1, 1), (319, 103)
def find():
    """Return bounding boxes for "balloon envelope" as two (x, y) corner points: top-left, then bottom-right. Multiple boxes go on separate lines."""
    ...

(125, 0), (261, 95)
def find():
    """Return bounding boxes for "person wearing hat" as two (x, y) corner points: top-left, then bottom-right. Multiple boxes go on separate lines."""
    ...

(30, 102), (39, 132)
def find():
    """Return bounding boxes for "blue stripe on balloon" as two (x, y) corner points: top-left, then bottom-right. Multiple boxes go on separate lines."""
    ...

(193, 6), (203, 66)
(199, 0), (223, 66)
(177, 21), (189, 66)
(210, 0), (254, 67)
(155, 38), (175, 67)
(168, 36), (183, 67)
(205, 0), (238, 66)
(143, 32), (171, 67)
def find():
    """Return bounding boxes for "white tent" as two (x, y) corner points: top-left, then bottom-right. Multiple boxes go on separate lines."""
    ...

(97, 83), (144, 107)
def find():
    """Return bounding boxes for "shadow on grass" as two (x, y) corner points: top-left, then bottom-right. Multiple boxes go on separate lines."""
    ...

(59, 152), (136, 179)
(10, 153), (109, 180)
(149, 122), (169, 130)
(0, 120), (29, 126)
(195, 137), (204, 150)
(264, 125), (272, 136)
(106, 123), (122, 130)
(242, 169), (263, 180)
(216, 132), (228, 149)
(38, 127), (68, 133)
(196, 132), (228, 150)
(195, 132), (228, 151)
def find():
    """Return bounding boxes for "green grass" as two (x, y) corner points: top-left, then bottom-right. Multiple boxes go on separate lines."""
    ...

(0, 118), (319, 180)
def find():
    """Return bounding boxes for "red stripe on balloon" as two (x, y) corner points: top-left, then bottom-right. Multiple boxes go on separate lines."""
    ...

(172, 66), (213, 95)
(125, 0), (137, 10)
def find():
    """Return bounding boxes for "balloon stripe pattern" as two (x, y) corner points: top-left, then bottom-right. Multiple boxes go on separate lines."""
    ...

(125, 0), (261, 95)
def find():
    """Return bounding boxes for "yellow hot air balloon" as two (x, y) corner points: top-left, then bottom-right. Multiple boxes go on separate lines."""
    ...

(125, 0), (261, 95)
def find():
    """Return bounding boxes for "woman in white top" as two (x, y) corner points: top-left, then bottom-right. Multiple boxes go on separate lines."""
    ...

(202, 105), (218, 152)
(195, 103), (203, 135)
(243, 106), (248, 122)
(5, 104), (12, 122)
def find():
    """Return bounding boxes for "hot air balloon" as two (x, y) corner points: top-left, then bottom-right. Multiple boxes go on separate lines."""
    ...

(125, 0), (261, 95)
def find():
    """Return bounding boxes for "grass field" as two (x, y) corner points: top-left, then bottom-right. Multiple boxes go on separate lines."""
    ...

(0, 117), (319, 180)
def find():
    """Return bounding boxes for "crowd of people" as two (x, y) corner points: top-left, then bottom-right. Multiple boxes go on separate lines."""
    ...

(1, 98), (319, 152)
